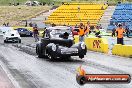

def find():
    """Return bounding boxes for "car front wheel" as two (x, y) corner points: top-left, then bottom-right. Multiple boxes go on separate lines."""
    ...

(19, 40), (21, 43)
(47, 52), (56, 60)
(36, 45), (44, 58)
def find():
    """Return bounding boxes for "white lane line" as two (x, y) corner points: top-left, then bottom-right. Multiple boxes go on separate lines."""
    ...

(0, 58), (21, 88)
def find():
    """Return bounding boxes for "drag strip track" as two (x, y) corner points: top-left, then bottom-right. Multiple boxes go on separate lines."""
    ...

(0, 43), (131, 88)
(12, 43), (130, 74)
(0, 55), (38, 88)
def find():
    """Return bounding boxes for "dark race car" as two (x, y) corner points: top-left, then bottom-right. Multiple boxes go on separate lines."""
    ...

(15, 28), (33, 37)
(36, 26), (87, 60)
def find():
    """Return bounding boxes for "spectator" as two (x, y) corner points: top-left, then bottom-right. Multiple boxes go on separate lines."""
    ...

(75, 24), (78, 28)
(62, 2), (64, 5)
(63, 24), (66, 26)
(9, 3), (11, 6)
(116, 24), (125, 45)
(101, 6), (104, 10)
(42, 27), (49, 38)
(99, 24), (102, 29)
(77, 6), (80, 12)
(3, 23), (6, 26)
(25, 20), (28, 27)
(78, 23), (85, 42)
(33, 27), (39, 42)
(112, 28), (116, 37)
(43, 2), (46, 6)
(125, 26), (130, 38)
(29, 22), (33, 27)
(6, 22), (9, 27)
(95, 26), (101, 37)
(52, 23), (56, 27)
(122, 22), (126, 29)
(85, 21), (90, 37)
(17, 3), (20, 6)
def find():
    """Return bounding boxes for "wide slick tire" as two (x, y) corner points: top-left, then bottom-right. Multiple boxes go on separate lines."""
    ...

(47, 52), (57, 61)
(36, 45), (44, 58)
(19, 40), (21, 43)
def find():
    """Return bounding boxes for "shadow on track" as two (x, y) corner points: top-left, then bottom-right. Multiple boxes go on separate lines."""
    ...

(38, 56), (84, 64)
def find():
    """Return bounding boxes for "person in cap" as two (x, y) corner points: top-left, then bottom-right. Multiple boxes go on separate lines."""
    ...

(116, 24), (125, 45)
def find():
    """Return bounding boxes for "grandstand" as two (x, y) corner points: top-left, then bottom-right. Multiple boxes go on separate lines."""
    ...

(108, 3), (132, 30)
(45, 3), (108, 26)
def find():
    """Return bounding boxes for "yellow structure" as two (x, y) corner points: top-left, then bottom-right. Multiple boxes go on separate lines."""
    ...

(45, 3), (108, 26)
(74, 35), (109, 53)
(112, 44), (132, 57)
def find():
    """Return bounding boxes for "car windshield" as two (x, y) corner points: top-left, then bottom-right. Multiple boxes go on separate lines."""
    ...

(51, 29), (72, 35)
(5, 30), (19, 35)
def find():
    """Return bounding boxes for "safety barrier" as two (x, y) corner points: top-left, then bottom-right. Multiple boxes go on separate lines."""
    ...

(112, 44), (132, 57)
(74, 35), (109, 53)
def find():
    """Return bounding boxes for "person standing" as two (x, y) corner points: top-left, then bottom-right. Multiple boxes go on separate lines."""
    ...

(25, 20), (28, 27)
(116, 24), (125, 45)
(6, 22), (9, 27)
(125, 26), (130, 38)
(95, 26), (101, 37)
(3, 23), (6, 26)
(78, 23), (85, 42)
(42, 27), (46, 38)
(112, 28), (116, 37)
(33, 27), (39, 42)
(42, 27), (50, 38)
(29, 22), (33, 27)
(85, 21), (90, 37)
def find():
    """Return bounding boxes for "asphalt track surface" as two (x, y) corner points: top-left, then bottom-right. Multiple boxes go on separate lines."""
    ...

(0, 36), (132, 88)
